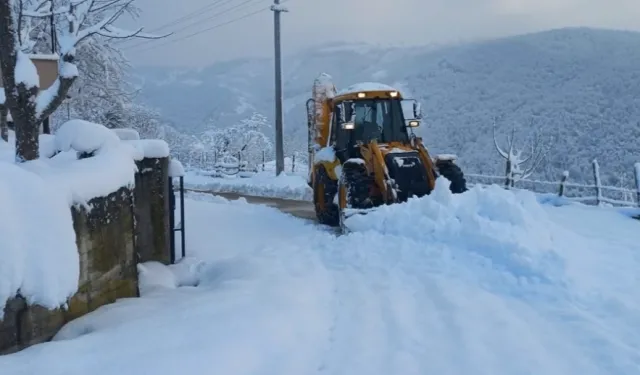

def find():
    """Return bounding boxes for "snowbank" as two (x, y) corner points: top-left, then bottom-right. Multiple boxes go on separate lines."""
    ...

(0, 162), (78, 317)
(184, 169), (312, 201)
(345, 178), (563, 288)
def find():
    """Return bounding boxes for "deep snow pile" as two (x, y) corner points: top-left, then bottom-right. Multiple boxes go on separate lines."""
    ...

(1, 182), (639, 375)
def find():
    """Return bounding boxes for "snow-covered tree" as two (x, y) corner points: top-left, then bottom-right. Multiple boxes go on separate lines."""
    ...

(0, 0), (160, 161)
(62, 38), (137, 126)
(198, 112), (272, 169)
(492, 118), (552, 187)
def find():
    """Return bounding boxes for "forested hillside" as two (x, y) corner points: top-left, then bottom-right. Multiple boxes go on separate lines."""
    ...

(133, 27), (640, 187)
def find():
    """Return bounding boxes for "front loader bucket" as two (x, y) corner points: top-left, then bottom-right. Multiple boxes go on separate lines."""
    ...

(339, 207), (379, 234)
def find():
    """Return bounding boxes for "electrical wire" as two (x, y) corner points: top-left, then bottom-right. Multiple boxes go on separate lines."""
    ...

(126, 0), (290, 54)
(114, 0), (230, 46)
(121, 0), (269, 51)
(143, 0), (231, 33)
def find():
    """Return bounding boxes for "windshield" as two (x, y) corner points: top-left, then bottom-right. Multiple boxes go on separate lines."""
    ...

(344, 99), (409, 144)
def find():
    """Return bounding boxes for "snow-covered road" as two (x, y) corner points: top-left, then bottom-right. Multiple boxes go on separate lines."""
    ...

(1, 181), (639, 375)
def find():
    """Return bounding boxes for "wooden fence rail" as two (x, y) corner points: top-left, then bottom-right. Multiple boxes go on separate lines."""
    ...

(466, 159), (640, 207)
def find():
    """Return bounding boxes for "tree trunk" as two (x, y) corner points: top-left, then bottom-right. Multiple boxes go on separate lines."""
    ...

(0, 106), (8, 142)
(42, 117), (50, 134)
(0, 3), (40, 162)
(504, 159), (512, 189)
(12, 101), (40, 161)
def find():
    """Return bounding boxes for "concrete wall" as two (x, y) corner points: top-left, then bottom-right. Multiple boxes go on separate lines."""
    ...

(0, 157), (172, 354)
(134, 157), (171, 264)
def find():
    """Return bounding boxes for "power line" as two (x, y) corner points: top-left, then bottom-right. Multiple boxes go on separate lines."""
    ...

(155, 0), (265, 39)
(122, 0), (269, 51)
(115, 0), (230, 45)
(145, 0), (231, 33)
(126, 4), (277, 54)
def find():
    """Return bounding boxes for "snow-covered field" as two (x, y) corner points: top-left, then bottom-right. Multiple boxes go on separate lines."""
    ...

(1, 179), (639, 375)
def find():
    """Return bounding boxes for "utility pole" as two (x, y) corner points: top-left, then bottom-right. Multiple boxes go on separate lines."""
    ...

(271, 0), (288, 176)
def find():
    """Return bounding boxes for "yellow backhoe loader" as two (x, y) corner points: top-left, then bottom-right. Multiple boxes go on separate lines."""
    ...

(305, 73), (467, 230)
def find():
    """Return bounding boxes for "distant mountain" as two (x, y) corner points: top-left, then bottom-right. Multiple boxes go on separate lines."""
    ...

(133, 27), (640, 188)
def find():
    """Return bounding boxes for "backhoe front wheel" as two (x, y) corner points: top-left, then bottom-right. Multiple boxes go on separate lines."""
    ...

(435, 159), (468, 194)
(339, 161), (373, 210)
(337, 161), (373, 232)
(313, 165), (339, 227)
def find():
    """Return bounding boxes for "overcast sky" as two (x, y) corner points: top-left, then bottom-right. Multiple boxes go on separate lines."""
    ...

(116, 0), (640, 68)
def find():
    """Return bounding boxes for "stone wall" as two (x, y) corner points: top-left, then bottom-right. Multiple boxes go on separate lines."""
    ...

(0, 157), (172, 355)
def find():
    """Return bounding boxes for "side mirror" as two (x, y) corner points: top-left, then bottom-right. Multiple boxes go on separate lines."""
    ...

(413, 102), (422, 119)
(408, 120), (420, 128)
(341, 122), (355, 130)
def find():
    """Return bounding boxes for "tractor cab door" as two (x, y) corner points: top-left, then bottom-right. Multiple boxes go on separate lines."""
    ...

(333, 101), (359, 163)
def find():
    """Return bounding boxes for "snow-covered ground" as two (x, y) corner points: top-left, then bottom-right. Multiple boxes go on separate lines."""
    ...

(1, 179), (639, 374)
(184, 157), (312, 200)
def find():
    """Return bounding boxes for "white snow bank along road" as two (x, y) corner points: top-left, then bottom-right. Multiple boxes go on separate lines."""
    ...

(1, 181), (639, 375)
(183, 167), (312, 201)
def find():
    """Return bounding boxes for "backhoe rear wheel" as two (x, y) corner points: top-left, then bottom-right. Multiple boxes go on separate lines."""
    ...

(313, 165), (339, 227)
(436, 159), (468, 194)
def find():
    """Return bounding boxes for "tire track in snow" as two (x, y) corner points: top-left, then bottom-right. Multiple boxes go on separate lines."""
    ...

(316, 265), (392, 375)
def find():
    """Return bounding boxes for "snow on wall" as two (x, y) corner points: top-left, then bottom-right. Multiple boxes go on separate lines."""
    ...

(112, 128), (140, 141)
(39, 120), (141, 204)
(0, 162), (78, 318)
(0, 118), (176, 314)
(169, 159), (185, 177)
(125, 139), (170, 159)
(55, 120), (122, 155)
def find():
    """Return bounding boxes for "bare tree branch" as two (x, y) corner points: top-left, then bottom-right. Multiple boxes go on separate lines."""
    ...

(492, 118), (509, 159)
(492, 116), (552, 184)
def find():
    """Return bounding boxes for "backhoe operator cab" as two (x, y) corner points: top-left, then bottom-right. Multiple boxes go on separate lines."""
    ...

(306, 74), (467, 228)
(333, 91), (420, 159)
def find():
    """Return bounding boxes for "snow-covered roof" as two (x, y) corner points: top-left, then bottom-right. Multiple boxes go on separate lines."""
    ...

(336, 82), (399, 97)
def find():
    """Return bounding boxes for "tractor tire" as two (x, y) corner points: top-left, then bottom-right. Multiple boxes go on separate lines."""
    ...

(313, 165), (339, 226)
(436, 159), (468, 194)
(340, 161), (373, 209)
